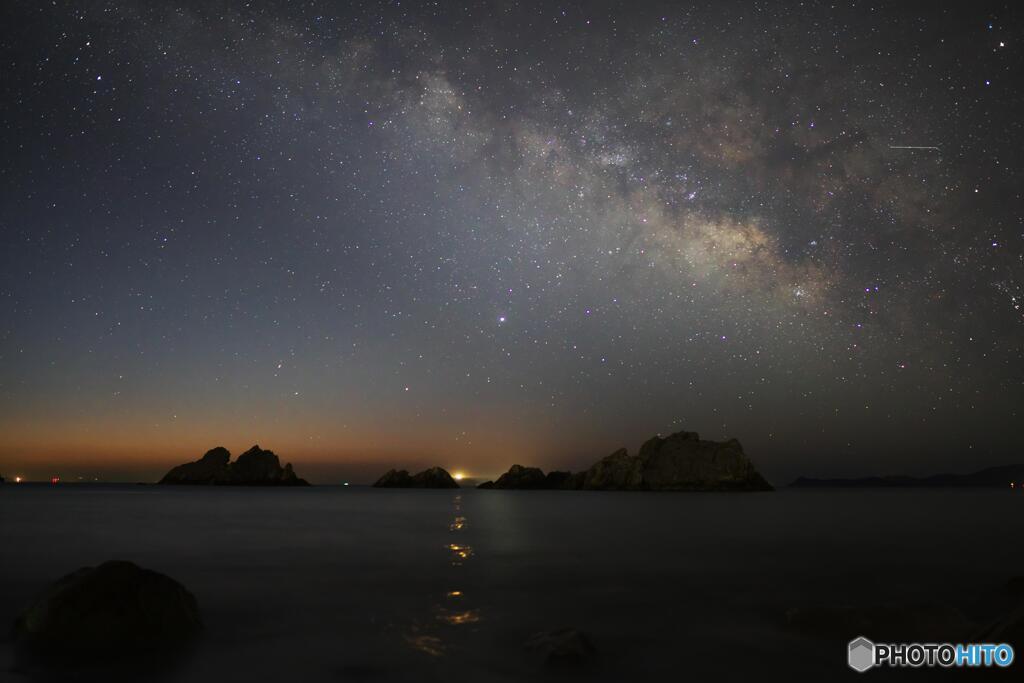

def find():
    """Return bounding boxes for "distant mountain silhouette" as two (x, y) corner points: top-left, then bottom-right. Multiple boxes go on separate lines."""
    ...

(790, 464), (1024, 488)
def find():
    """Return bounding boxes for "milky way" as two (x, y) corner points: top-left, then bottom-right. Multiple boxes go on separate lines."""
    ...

(1, 2), (1021, 481)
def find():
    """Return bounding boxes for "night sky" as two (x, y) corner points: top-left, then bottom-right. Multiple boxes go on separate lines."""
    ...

(1, 1), (1022, 484)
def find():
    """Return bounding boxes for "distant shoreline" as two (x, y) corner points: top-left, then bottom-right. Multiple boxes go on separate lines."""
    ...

(789, 464), (1024, 488)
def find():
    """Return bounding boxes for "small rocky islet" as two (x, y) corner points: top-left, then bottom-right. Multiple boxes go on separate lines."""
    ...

(372, 466), (460, 489)
(159, 445), (309, 486)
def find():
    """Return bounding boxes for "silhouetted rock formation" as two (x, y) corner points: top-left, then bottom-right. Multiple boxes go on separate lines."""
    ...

(477, 430), (771, 492)
(158, 446), (309, 485)
(373, 466), (459, 488)
(617, 431), (772, 491)
(14, 560), (201, 667)
(583, 448), (642, 490)
(578, 432), (773, 490)
(790, 463), (1024, 488)
(374, 469), (413, 487)
(544, 470), (577, 489)
(494, 464), (547, 489)
(479, 465), (585, 490)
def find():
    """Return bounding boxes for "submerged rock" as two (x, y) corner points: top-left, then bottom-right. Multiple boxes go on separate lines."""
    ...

(158, 445), (309, 485)
(525, 627), (596, 670)
(14, 560), (201, 667)
(373, 466), (459, 488)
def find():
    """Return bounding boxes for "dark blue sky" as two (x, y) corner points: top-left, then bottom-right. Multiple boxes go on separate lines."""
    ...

(1, 1), (1022, 483)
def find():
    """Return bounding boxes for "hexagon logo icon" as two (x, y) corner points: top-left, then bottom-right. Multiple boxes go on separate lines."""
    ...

(848, 636), (875, 673)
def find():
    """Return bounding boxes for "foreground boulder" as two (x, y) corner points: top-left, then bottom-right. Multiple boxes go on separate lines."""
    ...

(159, 445), (309, 485)
(373, 466), (459, 488)
(14, 560), (201, 666)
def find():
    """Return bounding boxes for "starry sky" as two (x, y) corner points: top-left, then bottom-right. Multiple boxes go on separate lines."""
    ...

(1, 1), (1022, 484)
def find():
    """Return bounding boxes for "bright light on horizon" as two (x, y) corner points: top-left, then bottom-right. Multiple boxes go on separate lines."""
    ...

(452, 471), (466, 481)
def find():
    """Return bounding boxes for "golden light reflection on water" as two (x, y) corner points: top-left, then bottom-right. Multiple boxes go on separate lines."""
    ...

(446, 543), (473, 565)
(404, 633), (445, 657)
(404, 493), (482, 657)
(436, 608), (481, 626)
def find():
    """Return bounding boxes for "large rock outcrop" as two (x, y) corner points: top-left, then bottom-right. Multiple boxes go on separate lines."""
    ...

(14, 560), (201, 666)
(624, 431), (772, 491)
(476, 430), (771, 492)
(582, 448), (643, 490)
(372, 466), (460, 488)
(577, 432), (771, 491)
(159, 445), (309, 485)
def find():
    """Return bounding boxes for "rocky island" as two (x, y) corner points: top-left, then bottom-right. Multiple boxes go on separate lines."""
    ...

(159, 446), (310, 486)
(372, 466), (460, 488)
(478, 430), (772, 491)
(477, 464), (583, 490)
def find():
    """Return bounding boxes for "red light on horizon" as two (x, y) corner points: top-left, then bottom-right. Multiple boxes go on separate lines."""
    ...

(51, 476), (60, 484)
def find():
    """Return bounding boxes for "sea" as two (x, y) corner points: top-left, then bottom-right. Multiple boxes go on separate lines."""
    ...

(0, 484), (1021, 681)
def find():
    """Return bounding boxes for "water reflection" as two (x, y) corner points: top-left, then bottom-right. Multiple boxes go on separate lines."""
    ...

(436, 608), (481, 626)
(404, 631), (445, 657)
(404, 492), (484, 658)
(446, 543), (473, 565)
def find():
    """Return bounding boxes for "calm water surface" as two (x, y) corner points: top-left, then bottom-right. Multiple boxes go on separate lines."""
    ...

(0, 485), (1020, 681)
